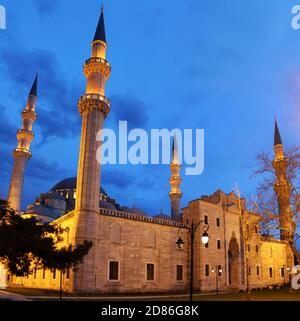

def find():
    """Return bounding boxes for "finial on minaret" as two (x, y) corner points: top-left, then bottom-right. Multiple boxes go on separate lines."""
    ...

(93, 5), (106, 43)
(29, 73), (38, 97)
(274, 118), (282, 146)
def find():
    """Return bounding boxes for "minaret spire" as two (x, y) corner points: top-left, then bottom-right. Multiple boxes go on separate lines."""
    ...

(93, 6), (106, 44)
(274, 118), (282, 146)
(8, 75), (38, 213)
(169, 135), (182, 221)
(272, 118), (294, 244)
(29, 73), (38, 97)
(73, 8), (111, 291)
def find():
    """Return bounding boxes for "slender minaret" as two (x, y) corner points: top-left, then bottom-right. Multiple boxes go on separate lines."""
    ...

(73, 8), (111, 291)
(8, 75), (38, 213)
(272, 119), (294, 243)
(169, 136), (182, 221)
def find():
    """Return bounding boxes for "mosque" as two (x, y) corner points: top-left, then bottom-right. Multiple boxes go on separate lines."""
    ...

(1, 9), (296, 294)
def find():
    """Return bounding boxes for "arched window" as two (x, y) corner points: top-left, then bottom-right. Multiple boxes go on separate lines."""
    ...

(111, 224), (121, 243)
(147, 230), (156, 247)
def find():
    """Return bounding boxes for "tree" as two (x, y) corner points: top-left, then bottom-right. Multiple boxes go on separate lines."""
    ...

(44, 241), (92, 300)
(0, 199), (92, 298)
(252, 146), (300, 264)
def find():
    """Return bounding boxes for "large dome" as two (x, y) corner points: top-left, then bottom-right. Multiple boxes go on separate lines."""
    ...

(50, 177), (108, 196)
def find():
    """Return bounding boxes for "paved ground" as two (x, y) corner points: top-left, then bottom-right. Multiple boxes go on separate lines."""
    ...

(0, 289), (31, 301)
(1, 287), (300, 301)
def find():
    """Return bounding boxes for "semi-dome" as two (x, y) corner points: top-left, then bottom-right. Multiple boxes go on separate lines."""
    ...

(99, 200), (117, 210)
(24, 205), (60, 220)
(50, 177), (108, 196)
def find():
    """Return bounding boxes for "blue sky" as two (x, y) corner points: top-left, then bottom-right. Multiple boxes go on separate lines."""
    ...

(1, 0), (300, 217)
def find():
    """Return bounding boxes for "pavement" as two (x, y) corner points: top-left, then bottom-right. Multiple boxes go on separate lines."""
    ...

(0, 289), (230, 301)
(0, 289), (31, 301)
(26, 292), (230, 301)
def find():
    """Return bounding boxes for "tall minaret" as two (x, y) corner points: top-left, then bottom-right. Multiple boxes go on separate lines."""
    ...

(73, 8), (111, 291)
(272, 119), (294, 243)
(169, 136), (182, 221)
(8, 75), (38, 213)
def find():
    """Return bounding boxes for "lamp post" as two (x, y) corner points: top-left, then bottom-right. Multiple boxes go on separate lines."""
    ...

(211, 265), (222, 295)
(176, 220), (210, 302)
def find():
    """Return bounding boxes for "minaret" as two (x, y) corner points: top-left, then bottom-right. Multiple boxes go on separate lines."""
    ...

(169, 136), (182, 221)
(73, 8), (111, 291)
(8, 75), (38, 213)
(272, 119), (294, 243)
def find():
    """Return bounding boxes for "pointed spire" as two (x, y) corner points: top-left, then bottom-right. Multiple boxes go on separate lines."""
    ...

(93, 6), (106, 43)
(172, 135), (179, 163)
(29, 73), (38, 97)
(274, 118), (282, 146)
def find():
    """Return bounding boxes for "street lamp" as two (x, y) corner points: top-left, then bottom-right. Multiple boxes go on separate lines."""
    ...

(211, 265), (222, 295)
(176, 220), (210, 301)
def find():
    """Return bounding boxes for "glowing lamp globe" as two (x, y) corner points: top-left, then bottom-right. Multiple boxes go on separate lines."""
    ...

(201, 231), (209, 245)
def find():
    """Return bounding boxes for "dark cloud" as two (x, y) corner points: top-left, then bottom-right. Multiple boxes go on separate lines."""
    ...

(32, 0), (60, 16)
(0, 105), (17, 145)
(0, 48), (82, 143)
(26, 155), (68, 182)
(0, 142), (68, 184)
(101, 168), (137, 189)
(109, 94), (149, 129)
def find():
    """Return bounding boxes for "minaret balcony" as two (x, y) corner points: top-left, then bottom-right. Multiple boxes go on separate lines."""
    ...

(169, 191), (183, 199)
(169, 176), (182, 183)
(78, 94), (110, 118)
(22, 110), (37, 122)
(84, 57), (111, 80)
(13, 148), (32, 160)
(16, 129), (34, 142)
(170, 162), (181, 169)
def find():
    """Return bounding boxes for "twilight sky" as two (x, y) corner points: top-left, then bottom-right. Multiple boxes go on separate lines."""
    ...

(1, 0), (300, 216)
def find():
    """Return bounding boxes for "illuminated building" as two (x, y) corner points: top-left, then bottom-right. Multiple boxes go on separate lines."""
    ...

(4, 9), (294, 294)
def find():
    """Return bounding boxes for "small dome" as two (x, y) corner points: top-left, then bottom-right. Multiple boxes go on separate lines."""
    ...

(99, 200), (117, 210)
(153, 213), (173, 221)
(50, 177), (107, 196)
(121, 206), (148, 217)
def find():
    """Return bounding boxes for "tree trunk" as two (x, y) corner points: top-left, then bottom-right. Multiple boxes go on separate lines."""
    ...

(59, 270), (63, 301)
(290, 244), (300, 265)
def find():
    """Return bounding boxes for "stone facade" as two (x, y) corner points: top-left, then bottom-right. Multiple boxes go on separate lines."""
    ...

(9, 209), (189, 294)
(7, 190), (293, 294)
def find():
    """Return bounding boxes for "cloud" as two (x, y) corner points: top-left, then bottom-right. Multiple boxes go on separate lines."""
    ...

(26, 155), (69, 182)
(0, 105), (17, 145)
(0, 48), (82, 143)
(109, 93), (149, 129)
(32, 0), (60, 16)
(101, 167), (137, 189)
